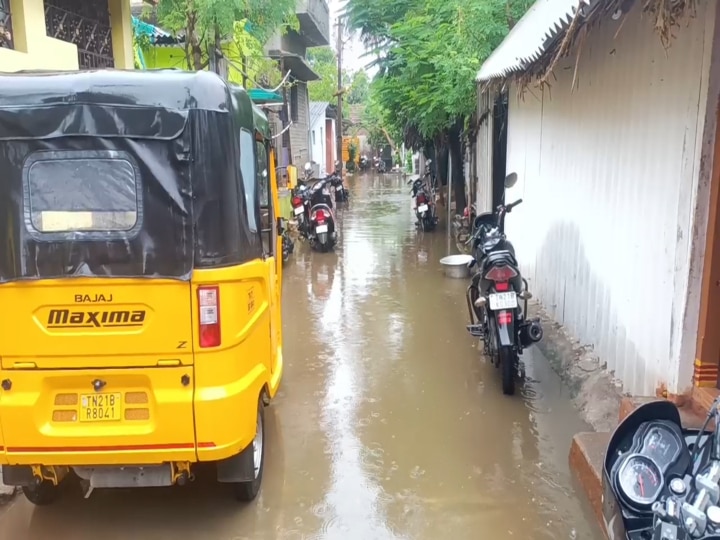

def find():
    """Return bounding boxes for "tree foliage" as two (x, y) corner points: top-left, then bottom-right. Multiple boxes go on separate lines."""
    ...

(307, 46), (338, 103)
(345, 0), (531, 145)
(307, 46), (371, 111)
(156, 0), (297, 71)
(347, 70), (370, 104)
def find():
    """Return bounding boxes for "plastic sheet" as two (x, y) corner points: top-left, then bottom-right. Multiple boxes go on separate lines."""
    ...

(0, 70), (263, 282)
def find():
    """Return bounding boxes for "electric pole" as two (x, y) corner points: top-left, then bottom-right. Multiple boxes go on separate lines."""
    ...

(336, 16), (343, 181)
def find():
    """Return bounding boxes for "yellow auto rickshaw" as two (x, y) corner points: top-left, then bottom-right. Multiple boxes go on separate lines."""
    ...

(0, 69), (284, 504)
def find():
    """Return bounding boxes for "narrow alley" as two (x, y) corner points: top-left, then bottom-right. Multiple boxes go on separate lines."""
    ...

(0, 173), (602, 540)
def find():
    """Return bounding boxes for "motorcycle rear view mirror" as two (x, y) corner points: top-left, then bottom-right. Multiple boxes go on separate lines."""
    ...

(504, 172), (518, 189)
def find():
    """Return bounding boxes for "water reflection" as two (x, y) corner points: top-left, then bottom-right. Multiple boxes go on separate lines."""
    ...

(0, 172), (601, 540)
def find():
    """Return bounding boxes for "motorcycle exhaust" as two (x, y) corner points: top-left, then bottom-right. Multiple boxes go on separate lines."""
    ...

(519, 320), (543, 347)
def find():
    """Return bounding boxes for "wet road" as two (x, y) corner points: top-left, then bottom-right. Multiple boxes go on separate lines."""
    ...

(0, 173), (602, 539)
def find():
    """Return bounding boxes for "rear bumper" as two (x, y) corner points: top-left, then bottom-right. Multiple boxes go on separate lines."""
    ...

(0, 364), (269, 467)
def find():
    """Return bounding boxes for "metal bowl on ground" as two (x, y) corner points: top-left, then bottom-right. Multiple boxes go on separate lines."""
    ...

(439, 254), (474, 279)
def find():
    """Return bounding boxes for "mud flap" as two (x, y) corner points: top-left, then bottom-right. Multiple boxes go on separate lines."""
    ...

(2, 465), (69, 486)
(216, 442), (256, 483)
(495, 310), (515, 347)
(2, 466), (35, 486)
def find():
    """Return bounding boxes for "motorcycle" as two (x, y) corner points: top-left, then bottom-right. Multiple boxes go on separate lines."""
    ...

(307, 178), (337, 252)
(603, 396), (720, 540)
(375, 156), (387, 174)
(331, 175), (349, 203)
(407, 163), (438, 232)
(290, 183), (311, 238)
(359, 155), (370, 172)
(465, 172), (543, 395)
(282, 228), (294, 262)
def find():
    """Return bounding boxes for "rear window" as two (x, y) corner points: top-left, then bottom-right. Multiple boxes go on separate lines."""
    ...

(23, 150), (141, 238)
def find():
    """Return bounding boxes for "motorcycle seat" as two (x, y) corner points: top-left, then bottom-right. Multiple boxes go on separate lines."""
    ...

(483, 250), (517, 268)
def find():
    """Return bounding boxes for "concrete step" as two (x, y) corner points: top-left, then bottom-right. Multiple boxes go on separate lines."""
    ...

(569, 431), (610, 535)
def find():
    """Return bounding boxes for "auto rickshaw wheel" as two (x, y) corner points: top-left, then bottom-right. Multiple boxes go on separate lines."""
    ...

(234, 397), (265, 502)
(22, 480), (60, 506)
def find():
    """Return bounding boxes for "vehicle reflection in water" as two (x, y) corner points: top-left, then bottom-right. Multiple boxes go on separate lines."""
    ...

(0, 173), (602, 540)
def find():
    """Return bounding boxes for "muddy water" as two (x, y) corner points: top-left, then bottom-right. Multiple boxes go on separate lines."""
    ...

(0, 173), (602, 540)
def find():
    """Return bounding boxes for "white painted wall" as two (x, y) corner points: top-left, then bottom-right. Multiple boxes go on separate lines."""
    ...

(327, 118), (337, 173)
(310, 115), (327, 177)
(497, 1), (717, 396)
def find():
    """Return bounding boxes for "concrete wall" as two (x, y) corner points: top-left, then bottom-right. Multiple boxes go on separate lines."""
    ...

(310, 114), (326, 176)
(0, 0), (134, 71)
(487, 1), (718, 396)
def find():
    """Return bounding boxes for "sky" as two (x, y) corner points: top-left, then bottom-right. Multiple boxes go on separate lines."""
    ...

(328, 0), (375, 75)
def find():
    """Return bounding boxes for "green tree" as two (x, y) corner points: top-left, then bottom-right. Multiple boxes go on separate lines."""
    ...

(307, 46), (339, 102)
(156, 0), (296, 71)
(345, 0), (532, 209)
(347, 70), (370, 104)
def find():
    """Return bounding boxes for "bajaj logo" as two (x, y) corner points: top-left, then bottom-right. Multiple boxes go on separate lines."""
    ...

(47, 309), (146, 328)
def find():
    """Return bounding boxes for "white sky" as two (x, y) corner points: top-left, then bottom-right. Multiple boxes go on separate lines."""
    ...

(329, 0), (376, 75)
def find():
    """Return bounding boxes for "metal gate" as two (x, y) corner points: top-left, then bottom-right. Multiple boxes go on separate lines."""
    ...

(44, 0), (114, 69)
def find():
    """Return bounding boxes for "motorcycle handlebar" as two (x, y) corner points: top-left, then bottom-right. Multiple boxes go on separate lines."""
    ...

(497, 199), (524, 213)
(506, 198), (523, 210)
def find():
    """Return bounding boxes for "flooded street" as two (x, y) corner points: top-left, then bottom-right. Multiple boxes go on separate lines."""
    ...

(0, 173), (602, 539)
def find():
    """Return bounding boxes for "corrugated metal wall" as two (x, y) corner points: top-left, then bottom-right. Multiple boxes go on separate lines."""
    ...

(500, 2), (716, 395)
(290, 82), (310, 165)
(476, 91), (494, 214)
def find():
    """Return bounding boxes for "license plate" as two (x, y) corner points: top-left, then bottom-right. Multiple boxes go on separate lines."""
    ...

(418, 204), (429, 213)
(80, 393), (122, 422)
(489, 292), (518, 311)
(294, 206), (304, 216)
(316, 224), (328, 233)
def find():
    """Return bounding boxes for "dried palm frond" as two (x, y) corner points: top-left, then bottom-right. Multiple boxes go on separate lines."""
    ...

(480, 0), (698, 95)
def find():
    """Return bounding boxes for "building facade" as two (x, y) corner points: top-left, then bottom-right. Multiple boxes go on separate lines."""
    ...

(308, 101), (337, 177)
(475, 0), (720, 398)
(0, 0), (134, 71)
(265, 0), (330, 168)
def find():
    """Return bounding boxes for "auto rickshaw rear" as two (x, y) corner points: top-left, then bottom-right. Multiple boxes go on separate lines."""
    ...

(0, 70), (282, 504)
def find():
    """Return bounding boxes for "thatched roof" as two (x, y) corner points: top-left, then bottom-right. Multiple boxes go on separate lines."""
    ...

(478, 0), (698, 92)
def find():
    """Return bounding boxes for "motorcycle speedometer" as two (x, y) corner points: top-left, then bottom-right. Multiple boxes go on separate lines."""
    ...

(617, 454), (663, 508)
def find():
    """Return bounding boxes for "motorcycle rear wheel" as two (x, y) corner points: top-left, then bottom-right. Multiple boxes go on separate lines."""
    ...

(499, 347), (516, 396)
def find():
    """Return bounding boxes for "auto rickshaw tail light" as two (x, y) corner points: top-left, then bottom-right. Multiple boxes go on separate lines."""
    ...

(198, 285), (221, 348)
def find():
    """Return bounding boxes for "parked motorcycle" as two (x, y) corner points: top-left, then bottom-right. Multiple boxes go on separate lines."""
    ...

(282, 229), (294, 262)
(307, 178), (337, 252)
(465, 172), (543, 395)
(375, 156), (387, 174)
(359, 155), (370, 172)
(291, 183), (311, 238)
(330, 175), (349, 203)
(302, 161), (314, 183)
(407, 163), (438, 232)
(603, 396), (720, 540)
